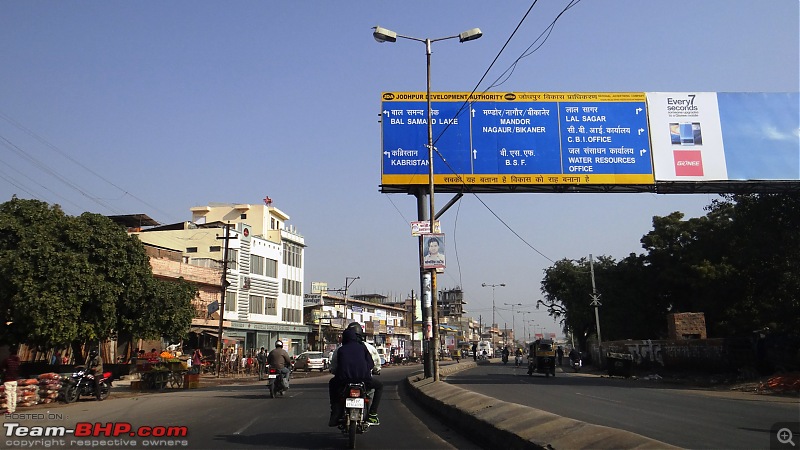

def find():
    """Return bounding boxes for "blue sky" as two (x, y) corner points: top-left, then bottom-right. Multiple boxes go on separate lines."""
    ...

(2, 1), (798, 338)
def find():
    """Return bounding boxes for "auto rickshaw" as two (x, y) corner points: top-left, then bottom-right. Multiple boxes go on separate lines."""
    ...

(527, 338), (556, 377)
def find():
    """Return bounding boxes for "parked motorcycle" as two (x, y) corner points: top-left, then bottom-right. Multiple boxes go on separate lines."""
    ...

(267, 366), (290, 398)
(63, 366), (111, 403)
(335, 382), (372, 449)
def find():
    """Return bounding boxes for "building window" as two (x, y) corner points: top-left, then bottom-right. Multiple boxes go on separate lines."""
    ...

(282, 308), (301, 323)
(227, 249), (238, 270)
(210, 246), (221, 252)
(282, 279), (301, 296)
(265, 297), (277, 315)
(240, 213), (247, 219)
(186, 247), (198, 253)
(283, 243), (303, 268)
(250, 255), (264, 276)
(225, 291), (236, 311)
(271, 218), (275, 229)
(249, 295), (264, 314)
(265, 258), (277, 278)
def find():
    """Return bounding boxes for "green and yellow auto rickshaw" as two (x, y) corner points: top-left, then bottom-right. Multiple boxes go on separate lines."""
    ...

(527, 338), (556, 377)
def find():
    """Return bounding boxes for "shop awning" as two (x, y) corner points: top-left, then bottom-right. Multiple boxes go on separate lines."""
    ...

(189, 327), (219, 337)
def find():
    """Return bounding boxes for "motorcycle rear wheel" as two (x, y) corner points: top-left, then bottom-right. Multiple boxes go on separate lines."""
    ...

(99, 382), (111, 400)
(348, 421), (357, 449)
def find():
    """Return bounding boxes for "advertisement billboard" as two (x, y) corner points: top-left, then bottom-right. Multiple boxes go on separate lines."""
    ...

(648, 92), (799, 182)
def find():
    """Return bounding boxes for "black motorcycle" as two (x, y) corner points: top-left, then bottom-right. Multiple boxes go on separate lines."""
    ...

(63, 365), (111, 403)
(335, 382), (372, 449)
(266, 366), (290, 398)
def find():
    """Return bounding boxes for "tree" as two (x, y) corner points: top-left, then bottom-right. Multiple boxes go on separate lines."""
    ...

(0, 198), (85, 347)
(540, 193), (800, 342)
(709, 194), (800, 335)
(0, 197), (196, 352)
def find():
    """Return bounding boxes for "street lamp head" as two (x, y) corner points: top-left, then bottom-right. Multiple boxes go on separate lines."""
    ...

(372, 26), (397, 43)
(500, 283), (506, 287)
(481, 283), (487, 287)
(458, 28), (483, 43)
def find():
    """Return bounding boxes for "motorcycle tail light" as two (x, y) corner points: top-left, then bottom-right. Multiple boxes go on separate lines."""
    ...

(348, 388), (361, 398)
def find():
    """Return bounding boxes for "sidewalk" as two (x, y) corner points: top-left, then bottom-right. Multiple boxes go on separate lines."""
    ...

(113, 371), (279, 393)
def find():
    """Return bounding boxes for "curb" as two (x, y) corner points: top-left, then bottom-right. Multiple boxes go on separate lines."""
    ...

(406, 360), (680, 450)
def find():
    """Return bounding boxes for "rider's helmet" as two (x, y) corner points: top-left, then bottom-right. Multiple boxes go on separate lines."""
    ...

(346, 322), (365, 342)
(89, 349), (98, 358)
(275, 340), (283, 348)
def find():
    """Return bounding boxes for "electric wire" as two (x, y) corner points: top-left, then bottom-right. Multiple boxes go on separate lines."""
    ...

(0, 111), (181, 223)
(430, 0), (584, 268)
(0, 134), (123, 215)
(0, 160), (85, 212)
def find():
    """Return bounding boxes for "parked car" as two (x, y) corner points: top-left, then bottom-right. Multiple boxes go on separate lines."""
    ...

(293, 351), (328, 372)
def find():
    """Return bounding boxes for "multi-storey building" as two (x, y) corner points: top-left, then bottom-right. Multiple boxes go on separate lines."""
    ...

(132, 202), (310, 356)
(304, 291), (411, 359)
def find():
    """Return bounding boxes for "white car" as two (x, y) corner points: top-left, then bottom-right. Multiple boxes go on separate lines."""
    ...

(293, 351), (329, 372)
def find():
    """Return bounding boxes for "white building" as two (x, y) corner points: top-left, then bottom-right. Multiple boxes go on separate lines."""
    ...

(133, 202), (310, 356)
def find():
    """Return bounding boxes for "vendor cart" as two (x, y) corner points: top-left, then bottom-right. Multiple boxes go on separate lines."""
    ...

(140, 360), (188, 390)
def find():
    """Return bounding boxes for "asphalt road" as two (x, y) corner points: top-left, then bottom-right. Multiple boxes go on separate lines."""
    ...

(445, 361), (800, 449)
(3, 365), (481, 450)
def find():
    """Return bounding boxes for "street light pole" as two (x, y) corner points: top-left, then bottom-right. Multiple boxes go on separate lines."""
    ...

(374, 25), (482, 380)
(504, 302), (522, 347)
(343, 276), (360, 321)
(481, 283), (505, 349)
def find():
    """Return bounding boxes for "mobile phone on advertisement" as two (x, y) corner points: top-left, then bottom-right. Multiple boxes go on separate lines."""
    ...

(679, 122), (694, 146)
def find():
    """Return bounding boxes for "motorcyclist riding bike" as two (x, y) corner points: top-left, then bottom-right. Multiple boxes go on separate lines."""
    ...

(515, 347), (523, 366)
(86, 349), (104, 401)
(569, 347), (581, 366)
(328, 322), (383, 426)
(267, 340), (292, 389)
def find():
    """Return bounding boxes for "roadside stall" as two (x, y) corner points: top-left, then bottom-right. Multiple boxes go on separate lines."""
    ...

(137, 351), (188, 390)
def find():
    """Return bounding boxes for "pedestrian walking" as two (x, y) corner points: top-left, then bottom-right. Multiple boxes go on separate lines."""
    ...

(471, 343), (478, 362)
(257, 347), (267, 380)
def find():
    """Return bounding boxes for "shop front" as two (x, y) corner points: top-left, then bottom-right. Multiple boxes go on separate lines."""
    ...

(228, 320), (312, 356)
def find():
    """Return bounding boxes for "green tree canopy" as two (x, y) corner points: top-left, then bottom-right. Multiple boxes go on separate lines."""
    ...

(540, 193), (800, 342)
(0, 197), (197, 349)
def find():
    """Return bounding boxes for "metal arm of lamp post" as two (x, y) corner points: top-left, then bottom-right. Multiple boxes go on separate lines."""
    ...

(374, 25), (482, 381)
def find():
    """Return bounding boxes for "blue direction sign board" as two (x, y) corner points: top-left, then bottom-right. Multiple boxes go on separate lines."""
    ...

(380, 92), (653, 187)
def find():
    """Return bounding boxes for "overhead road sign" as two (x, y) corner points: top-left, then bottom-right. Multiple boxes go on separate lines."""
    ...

(380, 92), (654, 193)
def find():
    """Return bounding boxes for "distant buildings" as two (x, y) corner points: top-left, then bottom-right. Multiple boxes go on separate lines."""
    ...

(127, 202), (509, 358)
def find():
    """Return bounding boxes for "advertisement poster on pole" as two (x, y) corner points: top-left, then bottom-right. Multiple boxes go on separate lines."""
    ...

(422, 233), (445, 269)
(411, 220), (441, 236)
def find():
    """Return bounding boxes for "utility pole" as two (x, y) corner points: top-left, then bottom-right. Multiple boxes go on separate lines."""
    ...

(343, 276), (360, 321)
(410, 290), (416, 359)
(589, 254), (602, 348)
(215, 223), (236, 378)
